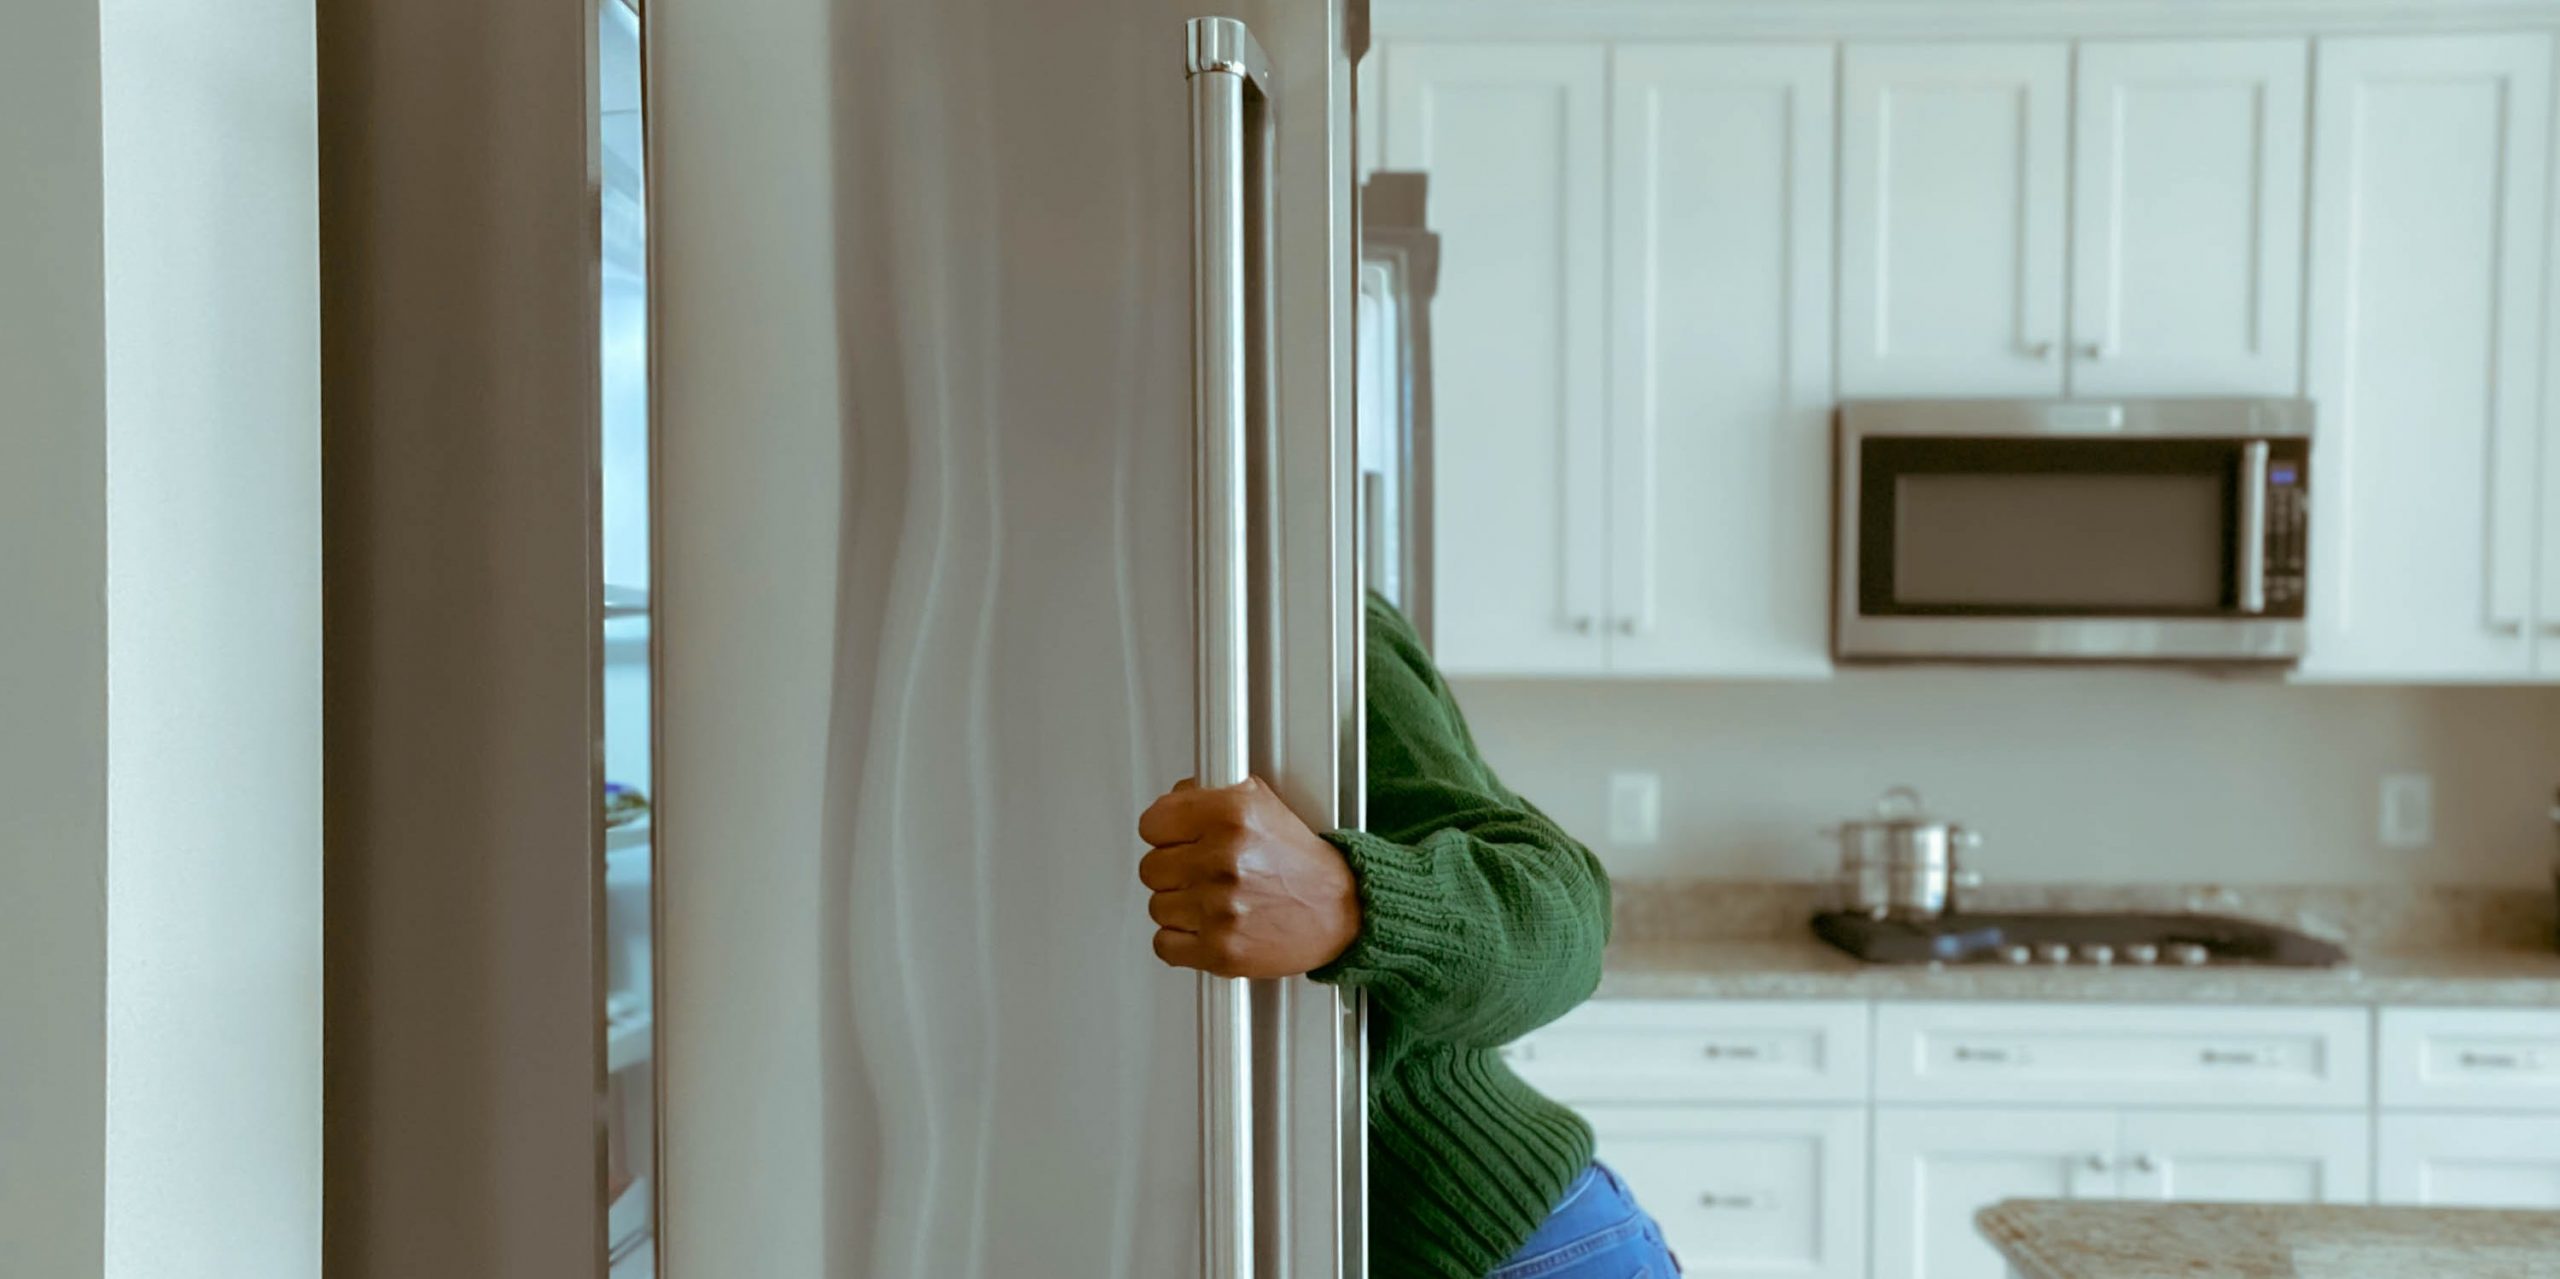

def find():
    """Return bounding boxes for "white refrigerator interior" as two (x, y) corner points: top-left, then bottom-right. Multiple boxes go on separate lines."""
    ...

(650, 0), (1362, 1276)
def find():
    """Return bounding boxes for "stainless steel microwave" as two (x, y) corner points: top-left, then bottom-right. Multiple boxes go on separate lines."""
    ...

(1835, 398), (2312, 664)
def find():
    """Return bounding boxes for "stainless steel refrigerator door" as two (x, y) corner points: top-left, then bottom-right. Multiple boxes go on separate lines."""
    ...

(649, 0), (1364, 1275)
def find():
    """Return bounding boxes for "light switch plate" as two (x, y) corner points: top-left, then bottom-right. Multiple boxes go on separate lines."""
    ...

(1608, 771), (1661, 847)
(2379, 773), (2434, 850)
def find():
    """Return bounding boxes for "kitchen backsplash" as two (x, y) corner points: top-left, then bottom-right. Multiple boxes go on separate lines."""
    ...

(1453, 669), (2560, 887)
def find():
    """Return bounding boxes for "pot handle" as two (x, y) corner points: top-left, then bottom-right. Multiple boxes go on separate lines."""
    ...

(1875, 785), (1926, 819)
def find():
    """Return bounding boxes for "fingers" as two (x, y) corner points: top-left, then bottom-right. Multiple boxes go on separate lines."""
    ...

(1146, 885), (1241, 932)
(1137, 776), (1258, 848)
(1146, 888), (1203, 932)
(1151, 926), (1242, 978)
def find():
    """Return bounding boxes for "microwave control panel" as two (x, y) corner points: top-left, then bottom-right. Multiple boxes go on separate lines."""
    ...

(2262, 448), (2310, 612)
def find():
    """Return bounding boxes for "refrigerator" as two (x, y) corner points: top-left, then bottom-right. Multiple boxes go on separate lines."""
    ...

(646, 1), (1373, 1276)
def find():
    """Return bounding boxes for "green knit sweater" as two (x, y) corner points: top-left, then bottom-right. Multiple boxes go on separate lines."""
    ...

(1312, 595), (1612, 1279)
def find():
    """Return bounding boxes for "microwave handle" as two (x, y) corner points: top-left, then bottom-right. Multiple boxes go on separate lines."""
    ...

(2236, 441), (2270, 615)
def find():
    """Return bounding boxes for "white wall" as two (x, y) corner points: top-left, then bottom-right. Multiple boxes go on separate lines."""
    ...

(1457, 672), (2560, 887)
(0, 4), (111, 1274)
(98, 0), (322, 1275)
(0, 2), (321, 1275)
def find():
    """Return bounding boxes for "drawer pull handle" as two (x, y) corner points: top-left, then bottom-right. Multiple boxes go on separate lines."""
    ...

(1702, 1043), (1766, 1062)
(1952, 1045), (2016, 1065)
(2458, 1050), (2527, 1071)
(1699, 1191), (1770, 1211)
(2199, 1048), (2269, 1067)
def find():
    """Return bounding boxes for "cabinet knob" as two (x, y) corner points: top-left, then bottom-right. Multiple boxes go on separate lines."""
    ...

(1570, 616), (1594, 635)
(2130, 1154), (2157, 1174)
(2022, 340), (2056, 360)
(2082, 1154), (2111, 1173)
(1614, 618), (1638, 636)
(2077, 341), (2106, 360)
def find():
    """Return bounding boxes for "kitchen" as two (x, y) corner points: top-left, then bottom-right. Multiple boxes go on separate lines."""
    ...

(1359, 0), (2560, 1275)
(22, 0), (2560, 1275)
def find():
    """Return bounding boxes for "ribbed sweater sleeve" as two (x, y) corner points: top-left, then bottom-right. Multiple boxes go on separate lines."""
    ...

(1311, 596), (1611, 1050)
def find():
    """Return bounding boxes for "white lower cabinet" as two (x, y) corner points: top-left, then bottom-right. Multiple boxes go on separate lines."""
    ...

(2377, 1113), (2560, 1208)
(1588, 1105), (1866, 1279)
(2115, 1111), (2371, 1204)
(1872, 1109), (2120, 1279)
(1505, 1000), (2560, 1279)
(1874, 1108), (2368, 1279)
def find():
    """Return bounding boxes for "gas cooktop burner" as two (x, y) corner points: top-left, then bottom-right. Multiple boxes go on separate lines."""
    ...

(1811, 910), (2350, 968)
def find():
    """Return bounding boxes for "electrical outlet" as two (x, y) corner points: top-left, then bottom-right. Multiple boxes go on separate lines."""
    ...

(2379, 773), (2434, 850)
(1608, 771), (1661, 847)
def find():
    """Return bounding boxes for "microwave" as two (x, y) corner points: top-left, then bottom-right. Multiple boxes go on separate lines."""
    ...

(1835, 398), (2312, 664)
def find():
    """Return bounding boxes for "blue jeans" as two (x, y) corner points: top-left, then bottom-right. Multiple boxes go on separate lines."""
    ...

(1487, 1162), (1680, 1278)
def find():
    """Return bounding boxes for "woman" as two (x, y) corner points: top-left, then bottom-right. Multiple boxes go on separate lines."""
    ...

(1137, 594), (1678, 1278)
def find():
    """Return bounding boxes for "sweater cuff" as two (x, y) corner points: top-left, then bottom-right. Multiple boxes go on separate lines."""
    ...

(1310, 828), (1475, 993)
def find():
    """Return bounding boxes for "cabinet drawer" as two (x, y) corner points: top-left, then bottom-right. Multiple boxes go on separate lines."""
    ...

(1588, 1105), (1866, 1279)
(1875, 1003), (2368, 1108)
(1501, 1000), (1869, 1103)
(2380, 1008), (2560, 1111)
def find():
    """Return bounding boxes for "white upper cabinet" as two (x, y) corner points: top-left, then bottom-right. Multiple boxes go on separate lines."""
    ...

(1841, 43), (2071, 397)
(1605, 45), (1835, 677)
(1384, 43), (1611, 674)
(2297, 34), (2551, 681)
(2069, 40), (2308, 396)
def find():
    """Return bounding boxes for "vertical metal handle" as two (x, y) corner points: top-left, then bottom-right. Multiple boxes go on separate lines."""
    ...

(1188, 19), (1269, 1279)
(2236, 441), (2270, 615)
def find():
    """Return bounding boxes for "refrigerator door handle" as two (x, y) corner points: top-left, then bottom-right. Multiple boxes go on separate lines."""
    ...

(1188, 18), (1272, 1279)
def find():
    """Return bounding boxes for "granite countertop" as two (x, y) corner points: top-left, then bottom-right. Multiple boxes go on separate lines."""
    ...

(1978, 1199), (2560, 1279)
(1596, 881), (2560, 1006)
(1596, 935), (2560, 1006)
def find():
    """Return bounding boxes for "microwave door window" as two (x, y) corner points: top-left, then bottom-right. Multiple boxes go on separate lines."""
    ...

(1892, 472), (2226, 609)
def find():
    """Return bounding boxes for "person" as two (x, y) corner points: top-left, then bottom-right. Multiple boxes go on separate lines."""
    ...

(1137, 594), (1678, 1279)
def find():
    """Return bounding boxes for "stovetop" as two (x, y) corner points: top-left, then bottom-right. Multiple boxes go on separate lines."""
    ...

(1811, 910), (2350, 968)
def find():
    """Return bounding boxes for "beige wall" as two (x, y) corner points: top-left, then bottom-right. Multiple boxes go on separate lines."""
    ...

(0, 4), (111, 1274)
(1457, 672), (2560, 887)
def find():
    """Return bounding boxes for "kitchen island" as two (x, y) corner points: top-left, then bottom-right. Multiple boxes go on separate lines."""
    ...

(1977, 1199), (2560, 1278)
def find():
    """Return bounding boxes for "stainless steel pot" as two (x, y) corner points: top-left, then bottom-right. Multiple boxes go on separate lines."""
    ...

(1822, 786), (1983, 921)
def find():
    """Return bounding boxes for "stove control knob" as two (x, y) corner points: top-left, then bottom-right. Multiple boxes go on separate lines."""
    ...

(2036, 943), (2073, 965)
(2075, 943), (2116, 966)
(2167, 942), (2212, 967)
(2000, 944), (2034, 966)
(2123, 943), (2160, 966)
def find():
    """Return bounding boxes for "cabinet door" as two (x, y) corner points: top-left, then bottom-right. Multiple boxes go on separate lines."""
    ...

(2379, 1114), (2560, 1207)
(1873, 1108), (2119, 1279)
(2119, 1111), (2371, 1205)
(2299, 35), (2551, 681)
(1589, 1106), (1865, 1279)
(2069, 40), (2308, 396)
(1841, 44), (2070, 397)
(1385, 44), (1610, 674)
(1604, 46), (1835, 678)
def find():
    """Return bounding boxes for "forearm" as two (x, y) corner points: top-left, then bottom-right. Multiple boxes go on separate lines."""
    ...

(1312, 809), (1609, 1048)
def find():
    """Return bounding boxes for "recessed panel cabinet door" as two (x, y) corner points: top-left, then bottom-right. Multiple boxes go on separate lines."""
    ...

(2379, 1114), (2560, 1207)
(1386, 43), (1610, 674)
(1605, 46), (1835, 678)
(2069, 40), (2308, 396)
(1873, 1108), (2119, 1279)
(2298, 34), (2550, 681)
(2118, 1111), (2372, 1205)
(1841, 43), (2070, 397)
(1590, 1106), (1866, 1279)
